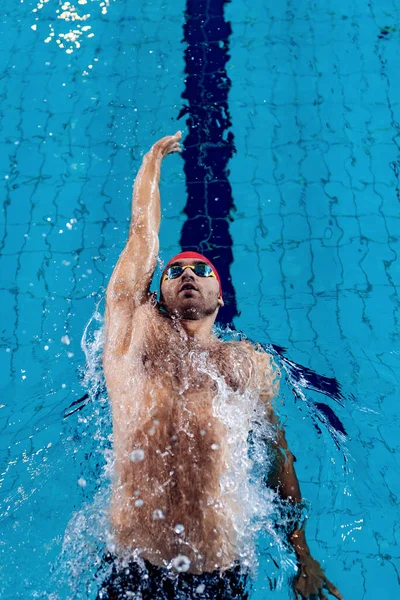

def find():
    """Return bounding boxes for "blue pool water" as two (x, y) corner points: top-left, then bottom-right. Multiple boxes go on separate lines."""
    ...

(1, 0), (399, 598)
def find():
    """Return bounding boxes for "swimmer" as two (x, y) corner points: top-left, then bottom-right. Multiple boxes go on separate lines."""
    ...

(97, 132), (343, 600)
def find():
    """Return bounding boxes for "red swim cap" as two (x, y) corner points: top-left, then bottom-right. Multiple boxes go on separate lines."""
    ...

(162, 251), (222, 297)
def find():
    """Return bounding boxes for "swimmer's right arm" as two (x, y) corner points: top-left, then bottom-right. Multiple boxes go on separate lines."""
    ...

(106, 131), (182, 307)
(104, 132), (181, 354)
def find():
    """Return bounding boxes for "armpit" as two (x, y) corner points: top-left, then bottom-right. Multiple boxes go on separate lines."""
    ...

(103, 301), (154, 357)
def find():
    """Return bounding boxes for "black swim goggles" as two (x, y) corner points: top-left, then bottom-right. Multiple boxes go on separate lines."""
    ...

(162, 263), (217, 282)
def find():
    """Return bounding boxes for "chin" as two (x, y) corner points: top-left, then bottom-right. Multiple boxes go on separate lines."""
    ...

(175, 302), (203, 320)
(163, 294), (219, 320)
(176, 300), (218, 320)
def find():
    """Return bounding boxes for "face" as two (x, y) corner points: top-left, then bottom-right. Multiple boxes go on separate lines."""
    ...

(160, 259), (224, 320)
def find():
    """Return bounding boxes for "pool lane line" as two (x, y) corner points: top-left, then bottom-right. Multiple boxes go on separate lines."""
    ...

(178, 0), (238, 326)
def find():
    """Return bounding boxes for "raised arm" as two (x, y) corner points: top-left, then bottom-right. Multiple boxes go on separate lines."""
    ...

(107, 131), (181, 304)
(105, 131), (181, 352)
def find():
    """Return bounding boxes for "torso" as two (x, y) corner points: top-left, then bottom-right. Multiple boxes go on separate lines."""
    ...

(103, 302), (272, 574)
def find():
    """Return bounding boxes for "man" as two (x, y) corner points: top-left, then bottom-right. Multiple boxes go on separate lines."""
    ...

(98, 132), (342, 600)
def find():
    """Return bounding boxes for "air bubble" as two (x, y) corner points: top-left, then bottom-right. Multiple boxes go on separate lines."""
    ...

(152, 509), (165, 520)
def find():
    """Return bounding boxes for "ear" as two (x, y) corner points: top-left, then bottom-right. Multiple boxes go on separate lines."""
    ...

(217, 295), (224, 307)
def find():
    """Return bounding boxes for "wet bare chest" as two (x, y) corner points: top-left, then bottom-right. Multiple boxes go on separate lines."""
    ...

(139, 333), (252, 395)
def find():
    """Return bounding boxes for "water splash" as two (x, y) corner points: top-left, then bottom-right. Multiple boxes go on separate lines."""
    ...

(50, 308), (113, 598)
(80, 308), (105, 397)
(30, 0), (114, 75)
(53, 316), (304, 596)
(191, 337), (297, 580)
(50, 491), (113, 599)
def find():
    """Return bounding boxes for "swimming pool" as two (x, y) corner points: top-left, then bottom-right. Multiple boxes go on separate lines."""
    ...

(1, 0), (399, 597)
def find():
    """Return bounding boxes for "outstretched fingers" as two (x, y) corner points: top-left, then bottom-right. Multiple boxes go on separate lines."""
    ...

(150, 131), (182, 157)
(159, 130), (181, 144)
(171, 141), (182, 153)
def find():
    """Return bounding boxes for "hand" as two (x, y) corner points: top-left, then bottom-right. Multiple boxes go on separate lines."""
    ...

(149, 131), (182, 159)
(293, 553), (343, 600)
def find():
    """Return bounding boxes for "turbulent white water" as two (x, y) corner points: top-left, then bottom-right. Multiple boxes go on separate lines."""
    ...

(191, 346), (273, 567)
(51, 314), (298, 598)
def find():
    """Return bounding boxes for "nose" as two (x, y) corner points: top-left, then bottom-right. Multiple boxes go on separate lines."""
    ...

(181, 266), (195, 280)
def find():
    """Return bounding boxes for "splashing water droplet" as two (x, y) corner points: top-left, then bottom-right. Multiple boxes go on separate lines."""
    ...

(130, 449), (145, 463)
(152, 509), (165, 520)
(171, 554), (191, 572)
(174, 524), (184, 534)
(196, 584), (205, 594)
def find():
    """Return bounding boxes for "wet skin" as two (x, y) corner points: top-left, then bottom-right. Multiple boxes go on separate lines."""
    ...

(103, 132), (343, 598)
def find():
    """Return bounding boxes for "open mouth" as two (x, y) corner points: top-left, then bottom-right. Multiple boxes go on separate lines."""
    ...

(180, 283), (198, 292)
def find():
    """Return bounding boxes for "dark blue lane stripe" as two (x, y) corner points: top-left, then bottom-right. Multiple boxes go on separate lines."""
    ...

(66, 1), (350, 446)
(178, 0), (237, 325)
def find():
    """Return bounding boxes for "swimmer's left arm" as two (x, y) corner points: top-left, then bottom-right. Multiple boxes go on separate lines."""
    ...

(248, 345), (342, 597)
(252, 347), (306, 525)
(263, 403), (303, 517)
(263, 407), (313, 570)
(252, 343), (343, 600)
(254, 347), (316, 549)
(265, 405), (343, 599)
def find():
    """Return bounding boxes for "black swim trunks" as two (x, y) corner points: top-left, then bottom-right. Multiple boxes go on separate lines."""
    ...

(96, 554), (250, 600)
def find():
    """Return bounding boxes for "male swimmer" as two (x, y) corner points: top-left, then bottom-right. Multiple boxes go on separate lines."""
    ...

(97, 132), (342, 600)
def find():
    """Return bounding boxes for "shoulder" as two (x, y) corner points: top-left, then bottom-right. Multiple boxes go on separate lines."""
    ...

(227, 340), (275, 365)
(229, 340), (280, 402)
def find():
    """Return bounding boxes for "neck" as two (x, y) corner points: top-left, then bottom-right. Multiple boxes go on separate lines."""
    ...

(177, 314), (216, 344)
